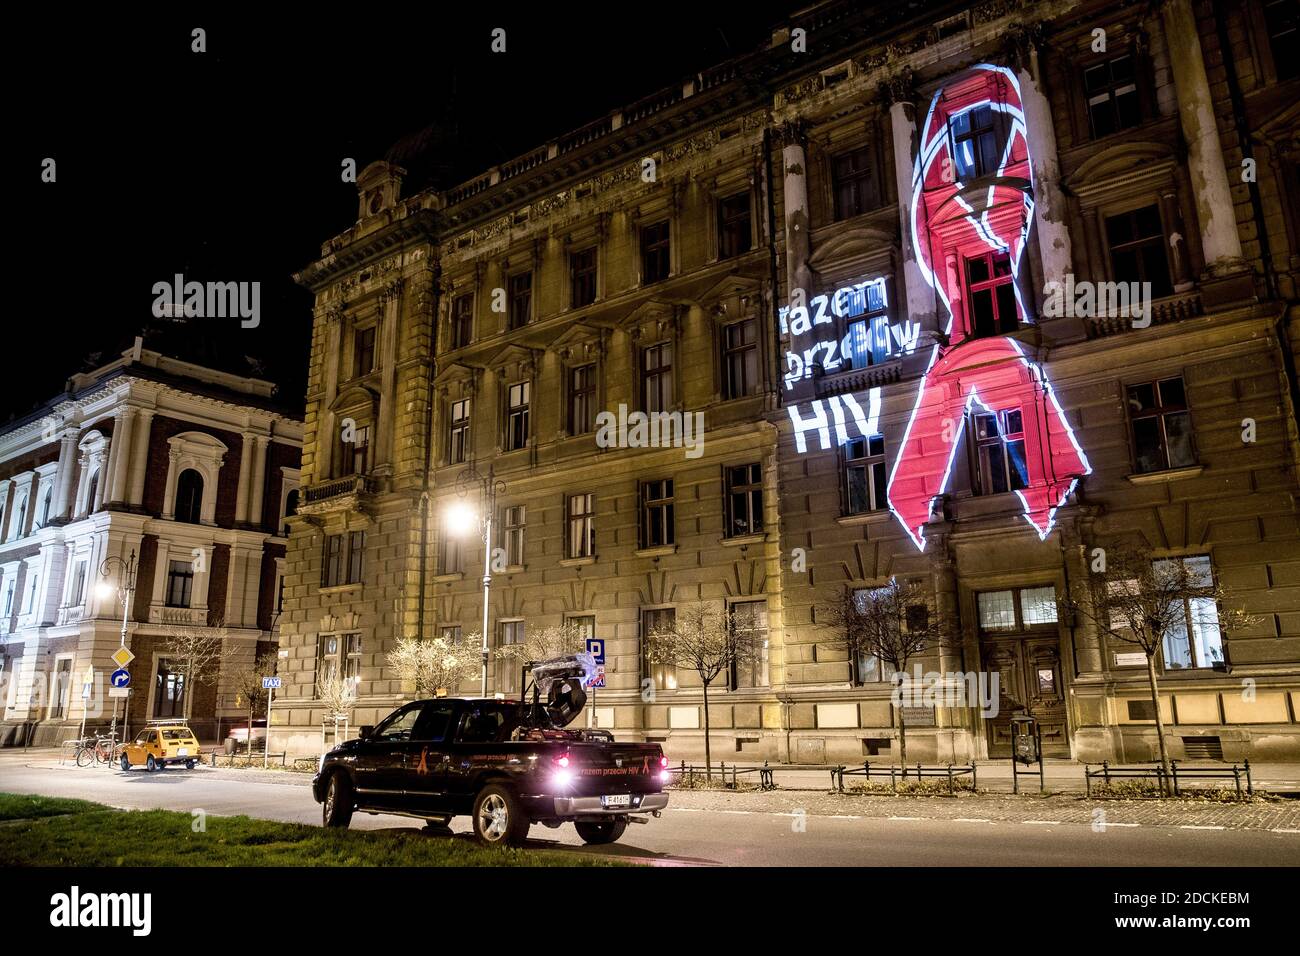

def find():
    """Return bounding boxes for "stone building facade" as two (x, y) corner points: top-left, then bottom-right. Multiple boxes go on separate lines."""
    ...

(278, 0), (1300, 763)
(0, 342), (302, 745)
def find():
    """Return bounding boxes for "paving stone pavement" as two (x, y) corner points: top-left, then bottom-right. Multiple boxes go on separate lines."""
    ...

(667, 787), (1300, 832)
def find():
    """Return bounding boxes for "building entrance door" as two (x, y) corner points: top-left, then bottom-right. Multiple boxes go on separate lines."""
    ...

(975, 586), (1069, 758)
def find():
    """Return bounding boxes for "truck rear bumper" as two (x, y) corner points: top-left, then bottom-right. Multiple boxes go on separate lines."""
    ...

(544, 792), (669, 818)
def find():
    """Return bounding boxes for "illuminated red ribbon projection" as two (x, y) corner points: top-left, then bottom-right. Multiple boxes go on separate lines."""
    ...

(887, 64), (1090, 549)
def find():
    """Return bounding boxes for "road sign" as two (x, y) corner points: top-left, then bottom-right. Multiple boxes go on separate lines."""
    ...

(82, 683), (92, 700)
(588, 664), (606, 689)
(262, 676), (282, 689)
(110, 668), (131, 689)
(108, 688), (130, 699)
(585, 638), (605, 664)
(111, 647), (135, 669)
(83, 665), (95, 685)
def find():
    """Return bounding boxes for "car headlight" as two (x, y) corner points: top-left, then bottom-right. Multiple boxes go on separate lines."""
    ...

(317, 753), (326, 775)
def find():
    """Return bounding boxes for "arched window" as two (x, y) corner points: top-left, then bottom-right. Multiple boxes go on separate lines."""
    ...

(175, 469), (204, 524)
(12, 495), (28, 540)
(84, 473), (99, 516)
(39, 487), (52, 527)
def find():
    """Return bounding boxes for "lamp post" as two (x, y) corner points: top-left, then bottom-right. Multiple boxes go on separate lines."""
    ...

(447, 463), (505, 696)
(97, 549), (137, 757)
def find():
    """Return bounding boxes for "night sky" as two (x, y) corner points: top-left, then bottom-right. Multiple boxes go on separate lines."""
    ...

(12, 3), (797, 424)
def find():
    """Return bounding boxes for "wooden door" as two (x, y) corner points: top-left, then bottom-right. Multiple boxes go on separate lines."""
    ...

(983, 637), (1069, 758)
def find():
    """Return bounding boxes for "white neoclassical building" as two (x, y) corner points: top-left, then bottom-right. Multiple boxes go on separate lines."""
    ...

(0, 339), (302, 745)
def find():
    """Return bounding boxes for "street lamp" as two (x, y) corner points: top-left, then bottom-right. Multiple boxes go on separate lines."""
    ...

(446, 463), (505, 696)
(98, 549), (137, 756)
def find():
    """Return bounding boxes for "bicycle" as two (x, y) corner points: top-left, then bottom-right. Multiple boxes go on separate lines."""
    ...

(74, 734), (117, 768)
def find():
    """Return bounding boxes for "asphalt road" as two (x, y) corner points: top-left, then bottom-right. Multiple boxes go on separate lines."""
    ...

(2, 759), (1296, 866)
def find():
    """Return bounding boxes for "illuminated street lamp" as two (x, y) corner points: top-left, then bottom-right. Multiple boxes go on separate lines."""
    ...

(97, 549), (137, 756)
(446, 464), (505, 696)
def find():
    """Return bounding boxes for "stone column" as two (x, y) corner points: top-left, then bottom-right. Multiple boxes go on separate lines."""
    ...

(127, 410), (154, 507)
(1161, 0), (1245, 275)
(778, 122), (812, 300)
(234, 432), (254, 525)
(248, 436), (268, 530)
(1013, 34), (1074, 294)
(108, 408), (135, 506)
(885, 70), (938, 330)
(53, 432), (78, 521)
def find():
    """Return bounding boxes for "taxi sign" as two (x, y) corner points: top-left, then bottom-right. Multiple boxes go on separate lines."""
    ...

(111, 647), (135, 669)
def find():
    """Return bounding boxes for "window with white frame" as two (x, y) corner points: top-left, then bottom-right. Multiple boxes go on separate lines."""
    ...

(843, 435), (887, 515)
(448, 399), (471, 464)
(565, 493), (595, 559)
(502, 505), (525, 567)
(505, 382), (530, 452)
(165, 560), (194, 608)
(1156, 555), (1225, 670)
(729, 600), (770, 689)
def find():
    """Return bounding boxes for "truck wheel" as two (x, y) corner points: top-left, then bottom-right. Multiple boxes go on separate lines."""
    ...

(574, 820), (628, 845)
(323, 772), (355, 828)
(472, 784), (529, 847)
(186, 759), (197, 770)
(146, 755), (157, 772)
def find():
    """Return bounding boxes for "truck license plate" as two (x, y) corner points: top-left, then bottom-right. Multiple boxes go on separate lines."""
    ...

(177, 748), (188, 756)
(602, 794), (632, 808)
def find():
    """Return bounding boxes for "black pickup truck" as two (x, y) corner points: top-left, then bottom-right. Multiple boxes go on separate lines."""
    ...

(312, 656), (669, 846)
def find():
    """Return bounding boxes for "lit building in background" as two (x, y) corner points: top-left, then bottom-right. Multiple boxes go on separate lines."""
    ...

(276, 0), (1300, 763)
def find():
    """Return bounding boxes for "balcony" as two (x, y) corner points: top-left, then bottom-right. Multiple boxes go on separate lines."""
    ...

(814, 359), (902, 398)
(1085, 290), (1203, 339)
(56, 604), (86, 627)
(149, 605), (207, 627)
(297, 475), (377, 519)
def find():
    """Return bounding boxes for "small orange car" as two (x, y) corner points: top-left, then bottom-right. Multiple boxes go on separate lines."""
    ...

(120, 723), (201, 771)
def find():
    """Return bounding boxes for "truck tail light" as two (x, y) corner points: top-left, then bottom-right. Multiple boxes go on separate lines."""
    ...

(556, 753), (570, 769)
(659, 756), (669, 769)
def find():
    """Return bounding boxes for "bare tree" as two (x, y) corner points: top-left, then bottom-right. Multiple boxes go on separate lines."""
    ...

(495, 620), (589, 667)
(227, 650), (278, 754)
(158, 616), (225, 721)
(1061, 544), (1256, 792)
(643, 603), (758, 780)
(820, 579), (945, 768)
(388, 634), (481, 699)
(316, 668), (358, 751)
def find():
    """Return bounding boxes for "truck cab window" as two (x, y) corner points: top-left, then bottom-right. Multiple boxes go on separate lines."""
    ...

(373, 704), (423, 742)
(413, 702), (455, 742)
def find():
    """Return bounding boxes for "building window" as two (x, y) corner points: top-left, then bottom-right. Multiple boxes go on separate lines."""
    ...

(503, 504), (525, 567)
(640, 220), (670, 284)
(725, 463), (764, 538)
(25, 575), (39, 613)
(642, 608), (677, 690)
(165, 560), (194, 608)
(175, 469), (204, 524)
(729, 600), (770, 689)
(153, 659), (185, 718)
(340, 424), (370, 476)
(718, 193), (752, 258)
(49, 658), (72, 718)
(965, 250), (1018, 337)
(508, 271), (532, 330)
(949, 105), (1001, 180)
(353, 326), (376, 378)
(447, 399), (471, 465)
(451, 294), (474, 349)
(642, 342), (674, 413)
(347, 531), (365, 584)
(70, 561), (88, 605)
(11, 495), (27, 540)
(3, 581), (14, 616)
(1106, 205), (1173, 298)
(832, 146), (878, 219)
(850, 589), (885, 685)
(977, 586), (1058, 632)
(1084, 55), (1140, 138)
(1155, 556), (1226, 669)
(569, 615), (595, 640)
(440, 625), (462, 645)
(505, 382), (530, 452)
(566, 493), (595, 559)
(283, 489), (298, 536)
(1264, 0), (1299, 81)
(639, 479), (675, 549)
(722, 320), (758, 399)
(843, 435), (887, 515)
(1127, 377), (1195, 473)
(439, 531), (463, 575)
(571, 247), (597, 308)
(84, 473), (98, 516)
(322, 533), (365, 587)
(499, 621), (525, 694)
(319, 633), (363, 687)
(39, 487), (52, 528)
(973, 409), (1028, 495)
(569, 364), (596, 435)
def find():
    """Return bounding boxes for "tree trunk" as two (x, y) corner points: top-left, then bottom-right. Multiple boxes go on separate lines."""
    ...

(701, 680), (712, 781)
(1145, 653), (1173, 795)
(247, 706), (255, 757)
(897, 704), (909, 775)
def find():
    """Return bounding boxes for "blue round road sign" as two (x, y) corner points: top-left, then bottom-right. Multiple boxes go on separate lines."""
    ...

(110, 668), (131, 688)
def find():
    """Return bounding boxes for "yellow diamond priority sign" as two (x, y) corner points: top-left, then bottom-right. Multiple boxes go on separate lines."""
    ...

(111, 647), (135, 669)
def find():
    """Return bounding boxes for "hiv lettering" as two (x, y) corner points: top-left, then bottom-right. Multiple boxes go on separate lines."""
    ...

(889, 63), (1090, 549)
(780, 277), (918, 453)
